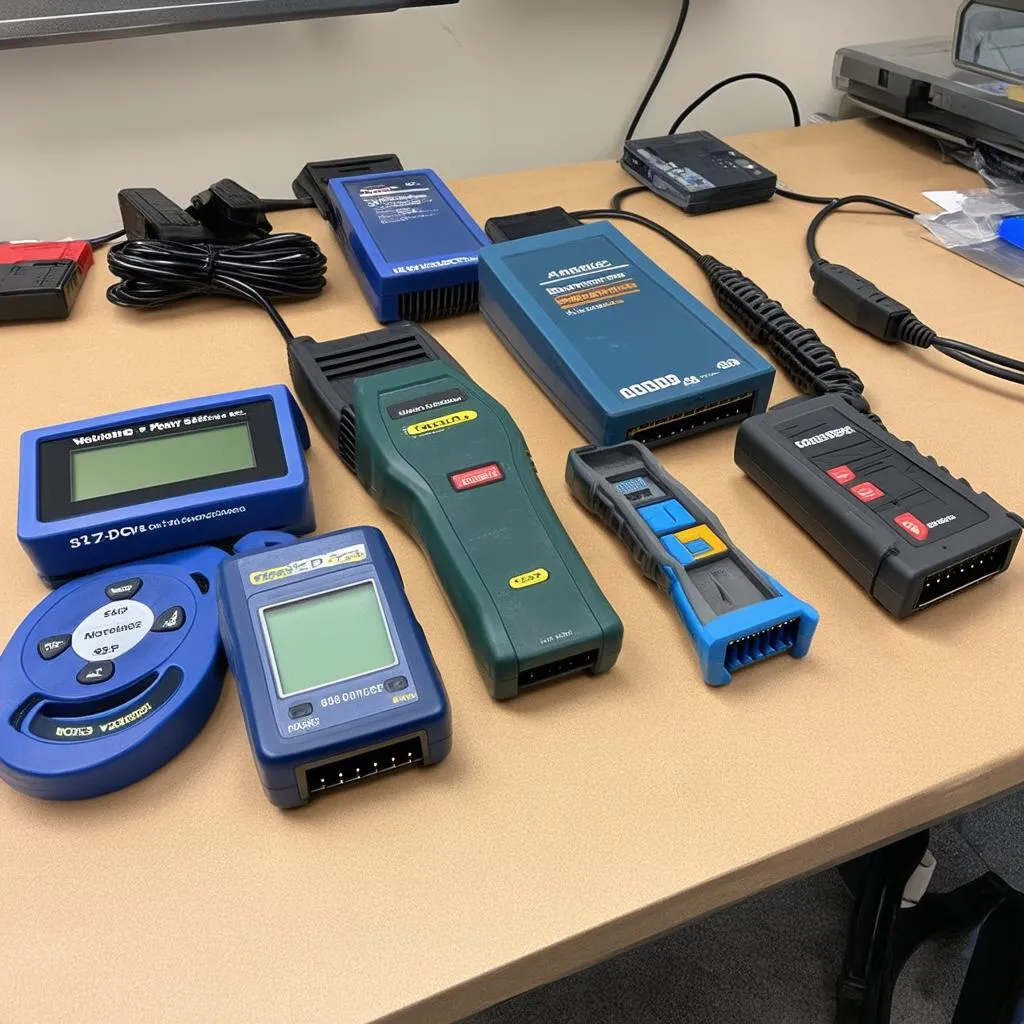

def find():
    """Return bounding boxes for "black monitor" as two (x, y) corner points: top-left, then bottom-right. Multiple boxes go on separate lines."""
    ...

(0, 0), (456, 49)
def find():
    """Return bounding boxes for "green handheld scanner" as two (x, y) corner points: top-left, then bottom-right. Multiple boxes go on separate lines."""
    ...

(287, 322), (623, 699)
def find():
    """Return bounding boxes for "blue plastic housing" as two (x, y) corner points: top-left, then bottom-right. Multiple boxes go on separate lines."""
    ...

(567, 441), (818, 687)
(0, 545), (227, 800)
(327, 168), (489, 322)
(479, 222), (775, 446)
(217, 527), (451, 808)
(18, 385), (315, 585)
(664, 568), (818, 686)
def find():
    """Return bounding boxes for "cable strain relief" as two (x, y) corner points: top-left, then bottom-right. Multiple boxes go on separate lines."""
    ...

(697, 254), (728, 276)
(895, 316), (937, 349)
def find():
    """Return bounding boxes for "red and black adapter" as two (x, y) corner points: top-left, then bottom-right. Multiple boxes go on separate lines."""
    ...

(0, 241), (93, 323)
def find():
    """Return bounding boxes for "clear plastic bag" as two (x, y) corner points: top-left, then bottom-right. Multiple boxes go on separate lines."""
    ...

(917, 186), (1024, 284)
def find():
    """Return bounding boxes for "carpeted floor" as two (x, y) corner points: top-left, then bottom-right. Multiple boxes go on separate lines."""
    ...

(464, 806), (1023, 1024)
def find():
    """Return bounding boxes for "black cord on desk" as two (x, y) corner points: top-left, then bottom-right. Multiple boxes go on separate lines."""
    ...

(105, 233), (327, 343)
(805, 195), (1024, 386)
(805, 194), (918, 263)
(611, 186), (649, 210)
(625, 0), (691, 141)
(87, 229), (126, 249)
(775, 187), (838, 206)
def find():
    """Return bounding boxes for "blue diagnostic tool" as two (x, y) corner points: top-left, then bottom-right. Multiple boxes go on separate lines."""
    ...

(218, 527), (452, 808)
(479, 221), (774, 447)
(567, 441), (819, 686)
(328, 168), (489, 322)
(18, 385), (314, 585)
(0, 545), (227, 800)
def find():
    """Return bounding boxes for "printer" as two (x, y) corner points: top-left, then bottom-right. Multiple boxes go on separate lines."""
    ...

(835, 1), (1024, 167)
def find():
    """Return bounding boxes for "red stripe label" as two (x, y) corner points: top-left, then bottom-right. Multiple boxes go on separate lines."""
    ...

(450, 463), (504, 492)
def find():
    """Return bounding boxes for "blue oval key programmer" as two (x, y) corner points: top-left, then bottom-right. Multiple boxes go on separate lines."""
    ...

(0, 546), (230, 800)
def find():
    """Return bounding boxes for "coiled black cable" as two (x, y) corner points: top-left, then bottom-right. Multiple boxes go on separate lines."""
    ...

(697, 256), (877, 419)
(106, 233), (327, 342)
(568, 205), (882, 420)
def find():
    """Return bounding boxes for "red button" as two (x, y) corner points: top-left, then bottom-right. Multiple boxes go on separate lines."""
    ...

(827, 465), (856, 485)
(450, 462), (504, 492)
(850, 481), (885, 503)
(894, 512), (929, 541)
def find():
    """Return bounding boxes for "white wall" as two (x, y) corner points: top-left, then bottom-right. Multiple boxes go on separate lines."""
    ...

(2, 0), (961, 239)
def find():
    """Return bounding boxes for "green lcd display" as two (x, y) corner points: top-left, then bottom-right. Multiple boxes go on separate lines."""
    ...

(70, 423), (256, 502)
(261, 581), (398, 697)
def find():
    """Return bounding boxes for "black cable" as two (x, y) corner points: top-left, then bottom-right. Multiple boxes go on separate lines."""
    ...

(934, 345), (1024, 385)
(934, 337), (1024, 373)
(570, 207), (705, 261)
(625, 0), (691, 141)
(611, 186), (648, 210)
(258, 197), (315, 212)
(806, 194), (918, 263)
(775, 187), (836, 205)
(668, 73), (801, 134)
(105, 232), (327, 343)
(805, 195), (1023, 387)
(569, 203), (880, 419)
(87, 229), (126, 249)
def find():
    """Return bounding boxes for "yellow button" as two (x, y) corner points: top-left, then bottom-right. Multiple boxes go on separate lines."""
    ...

(509, 568), (549, 590)
(671, 524), (728, 560)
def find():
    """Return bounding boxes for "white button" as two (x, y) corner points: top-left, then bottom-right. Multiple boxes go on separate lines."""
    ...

(72, 600), (154, 662)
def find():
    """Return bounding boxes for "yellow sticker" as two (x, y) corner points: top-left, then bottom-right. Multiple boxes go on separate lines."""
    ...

(404, 410), (477, 436)
(509, 568), (549, 590)
(249, 544), (366, 586)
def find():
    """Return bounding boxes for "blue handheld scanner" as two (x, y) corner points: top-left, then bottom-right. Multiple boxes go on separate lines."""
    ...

(217, 527), (451, 808)
(567, 442), (818, 686)
(327, 168), (489, 322)
(18, 385), (314, 585)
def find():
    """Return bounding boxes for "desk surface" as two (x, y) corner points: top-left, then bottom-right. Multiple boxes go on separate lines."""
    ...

(2, 120), (1022, 1024)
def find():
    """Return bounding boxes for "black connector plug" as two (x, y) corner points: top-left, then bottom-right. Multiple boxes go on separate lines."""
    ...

(809, 260), (940, 349)
(0, 261), (84, 322)
(484, 207), (582, 242)
(189, 178), (273, 243)
(118, 188), (215, 243)
(293, 155), (404, 225)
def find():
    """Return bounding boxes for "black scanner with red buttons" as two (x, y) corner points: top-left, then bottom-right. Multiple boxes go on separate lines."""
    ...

(734, 394), (1022, 617)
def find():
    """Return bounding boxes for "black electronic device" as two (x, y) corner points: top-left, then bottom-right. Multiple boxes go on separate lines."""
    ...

(734, 394), (1022, 617)
(621, 131), (777, 214)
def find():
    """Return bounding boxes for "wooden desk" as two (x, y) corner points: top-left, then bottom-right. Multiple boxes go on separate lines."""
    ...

(1, 120), (1022, 1024)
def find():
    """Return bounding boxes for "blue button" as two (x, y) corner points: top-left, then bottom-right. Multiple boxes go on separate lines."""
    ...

(661, 534), (695, 566)
(685, 538), (713, 555)
(638, 499), (696, 536)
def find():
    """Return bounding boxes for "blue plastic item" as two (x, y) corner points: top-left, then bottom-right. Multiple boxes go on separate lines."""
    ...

(998, 215), (1024, 251)
(479, 221), (775, 446)
(327, 168), (489, 322)
(18, 385), (314, 585)
(567, 441), (818, 686)
(218, 527), (452, 808)
(0, 545), (228, 800)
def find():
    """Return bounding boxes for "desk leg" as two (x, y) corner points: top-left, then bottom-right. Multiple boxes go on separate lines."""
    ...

(835, 831), (928, 1024)
(836, 831), (1024, 1024)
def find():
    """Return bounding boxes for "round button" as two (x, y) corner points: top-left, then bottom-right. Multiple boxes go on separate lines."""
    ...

(72, 600), (154, 663)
